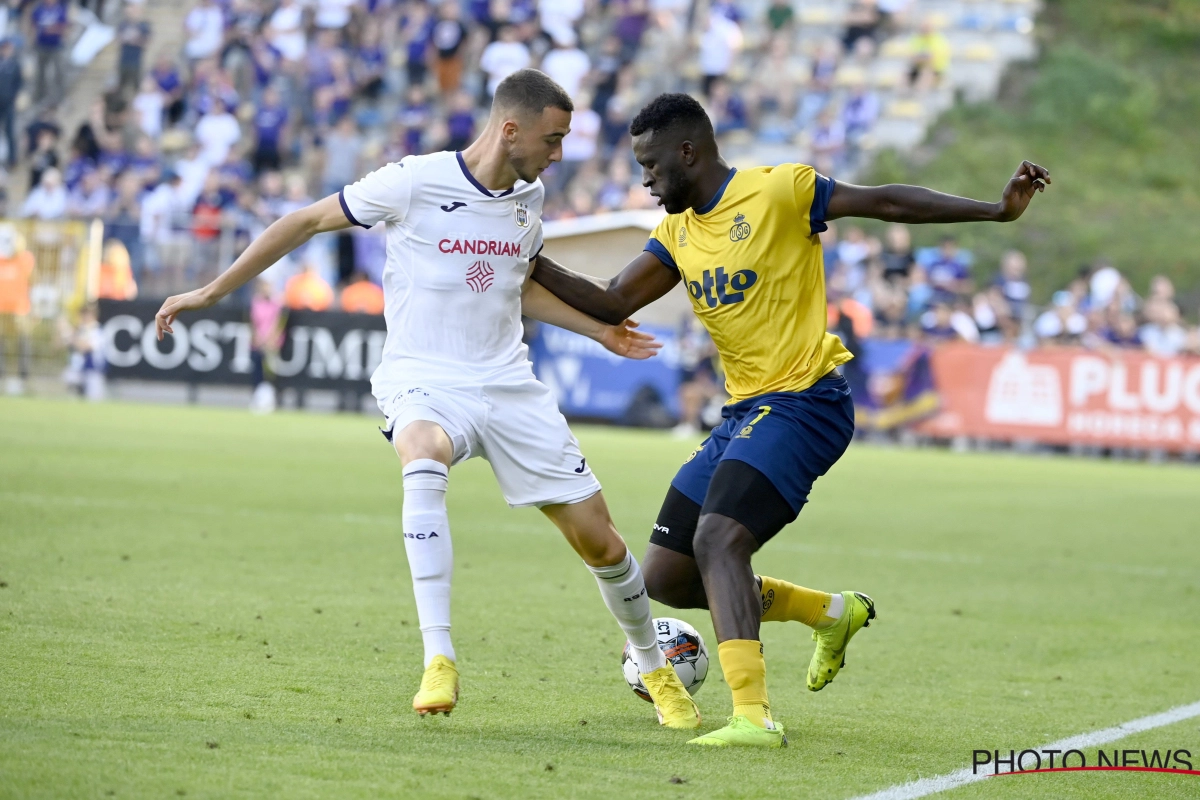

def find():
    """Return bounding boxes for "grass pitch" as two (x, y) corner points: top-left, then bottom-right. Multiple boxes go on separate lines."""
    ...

(2, 397), (1199, 799)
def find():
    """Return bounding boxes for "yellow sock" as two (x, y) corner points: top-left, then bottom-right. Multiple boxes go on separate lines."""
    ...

(718, 639), (772, 728)
(759, 575), (834, 628)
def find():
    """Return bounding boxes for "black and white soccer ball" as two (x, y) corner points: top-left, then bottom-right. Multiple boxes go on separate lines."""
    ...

(622, 617), (709, 702)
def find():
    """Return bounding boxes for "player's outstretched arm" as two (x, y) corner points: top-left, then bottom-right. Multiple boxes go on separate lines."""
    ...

(531, 251), (680, 327)
(155, 194), (353, 340)
(826, 161), (1050, 224)
(521, 276), (662, 360)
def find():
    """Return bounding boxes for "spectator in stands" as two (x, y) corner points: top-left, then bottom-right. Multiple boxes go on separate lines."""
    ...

(842, 81), (880, 154)
(906, 263), (934, 321)
(150, 53), (185, 125)
(444, 90), (476, 151)
(0, 37), (19, 170)
(249, 278), (284, 413)
(340, 271), (385, 314)
(993, 249), (1031, 322)
(541, 28), (591, 102)
(185, 0), (225, 64)
(98, 239), (138, 300)
(480, 25), (531, 98)
(909, 19), (950, 89)
(810, 106), (847, 173)
(927, 236), (972, 300)
(766, 0), (793, 32)
(708, 79), (748, 137)
(251, 85), (288, 174)
(1140, 299), (1188, 357)
(432, 1), (469, 95)
(557, 90), (600, 192)
(1034, 291), (1087, 345)
(321, 114), (363, 198)
(673, 317), (722, 437)
(20, 165), (67, 219)
(66, 167), (112, 217)
(698, 9), (742, 98)
(843, 0), (881, 51)
(881, 223), (914, 281)
(797, 39), (839, 128)
(116, 3), (151, 95)
(971, 289), (1010, 344)
(31, 0), (68, 104)
(284, 261), (334, 311)
(131, 76), (164, 138)
(921, 301), (963, 341)
(0, 223), (33, 395)
(195, 101), (241, 168)
(1097, 309), (1141, 350)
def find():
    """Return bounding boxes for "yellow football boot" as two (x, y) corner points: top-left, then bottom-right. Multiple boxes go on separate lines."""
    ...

(807, 591), (876, 692)
(641, 666), (701, 729)
(413, 655), (459, 717)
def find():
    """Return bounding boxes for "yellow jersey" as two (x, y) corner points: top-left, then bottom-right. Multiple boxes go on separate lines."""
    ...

(646, 164), (851, 403)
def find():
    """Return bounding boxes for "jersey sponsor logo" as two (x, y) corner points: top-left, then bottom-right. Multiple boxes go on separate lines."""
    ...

(729, 212), (751, 242)
(439, 238), (522, 257)
(514, 202), (529, 228)
(686, 266), (759, 309)
(440, 201), (467, 212)
(404, 532), (440, 539)
(465, 260), (494, 292)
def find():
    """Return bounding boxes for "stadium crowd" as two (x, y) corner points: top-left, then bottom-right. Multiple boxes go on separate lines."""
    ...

(821, 223), (1200, 358)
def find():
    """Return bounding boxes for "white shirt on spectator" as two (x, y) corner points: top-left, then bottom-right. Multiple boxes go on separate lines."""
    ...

(184, 4), (225, 60)
(141, 182), (190, 243)
(561, 107), (600, 162)
(699, 13), (742, 77)
(132, 89), (164, 138)
(541, 45), (591, 101)
(195, 110), (242, 167)
(538, 0), (585, 45)
(20, 184), (68, 220)
(480, 40), (531, 95)
(268, 3), (306, 61)
(315, 0), (357, 29)
(67, 185), (113, 218)
(175, 153), (211, 208)
(1140, 323), (1187, 357)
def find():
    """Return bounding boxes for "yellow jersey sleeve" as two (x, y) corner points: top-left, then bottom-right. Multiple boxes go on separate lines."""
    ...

(791, 163), (837, 237)
(645, 215), (679, 273)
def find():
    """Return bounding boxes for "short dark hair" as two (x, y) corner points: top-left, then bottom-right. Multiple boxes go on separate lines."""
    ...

(493, 69), (574, 117)
(630, 93), (714, 140)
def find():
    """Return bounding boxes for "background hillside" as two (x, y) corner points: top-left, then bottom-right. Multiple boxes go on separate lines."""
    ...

(865, 0), (1200, 313)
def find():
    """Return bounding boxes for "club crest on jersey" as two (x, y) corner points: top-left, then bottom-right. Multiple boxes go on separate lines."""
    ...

(729, 212), (751, 242)
(466, 260), (494, 293)
(514, 202), (530, 228)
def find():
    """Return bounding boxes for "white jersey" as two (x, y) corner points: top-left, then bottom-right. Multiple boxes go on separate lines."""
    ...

(339, 150), (545, 401)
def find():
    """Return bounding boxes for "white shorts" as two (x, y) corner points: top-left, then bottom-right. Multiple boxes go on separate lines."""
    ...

(379, 377), (602, 508)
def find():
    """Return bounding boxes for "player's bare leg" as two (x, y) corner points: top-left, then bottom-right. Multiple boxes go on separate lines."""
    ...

(541, 493), (700, 729)
(393, 421), (459, 717)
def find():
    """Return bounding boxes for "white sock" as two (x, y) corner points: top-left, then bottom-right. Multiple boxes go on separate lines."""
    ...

(815, 592), (846, 630)
(588, 551), (667, 674)
(402, 459), (454, 667)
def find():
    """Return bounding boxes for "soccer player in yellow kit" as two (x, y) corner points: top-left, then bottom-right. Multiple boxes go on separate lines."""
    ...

(533, 93), (1049, 747)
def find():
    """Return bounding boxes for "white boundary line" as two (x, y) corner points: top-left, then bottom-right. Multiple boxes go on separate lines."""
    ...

(849, 701), (1200, 800)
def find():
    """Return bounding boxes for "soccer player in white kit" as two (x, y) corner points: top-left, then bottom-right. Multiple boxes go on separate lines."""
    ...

(154, 70), (701, 730)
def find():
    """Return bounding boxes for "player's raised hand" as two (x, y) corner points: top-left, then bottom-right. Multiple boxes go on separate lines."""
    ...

(997, 160), (1051, 222)
(598, 319), (662, 360)
(155, 288), (216, 340)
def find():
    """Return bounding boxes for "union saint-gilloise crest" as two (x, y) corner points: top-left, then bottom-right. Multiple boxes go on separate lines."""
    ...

(729, 212), (751, 242)
(514, 202), (530, 228)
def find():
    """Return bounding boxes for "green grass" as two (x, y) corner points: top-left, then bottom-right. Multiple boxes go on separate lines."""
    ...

(2, 397), (1199, 799)
(865, 0), (1200, 310)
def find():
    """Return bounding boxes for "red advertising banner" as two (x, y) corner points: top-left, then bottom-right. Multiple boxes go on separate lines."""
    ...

(916, 344), (1200, 452)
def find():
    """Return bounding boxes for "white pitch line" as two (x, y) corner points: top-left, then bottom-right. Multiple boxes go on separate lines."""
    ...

(849, 700), (1200, 800)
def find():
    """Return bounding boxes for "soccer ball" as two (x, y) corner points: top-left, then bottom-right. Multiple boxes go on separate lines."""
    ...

(622, 617), (709, 702)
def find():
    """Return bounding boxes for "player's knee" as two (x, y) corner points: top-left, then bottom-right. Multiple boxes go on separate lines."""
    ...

(643, 566), (695, 609)
(693, 514), (757, 567)
(394, 421), (453, 466)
